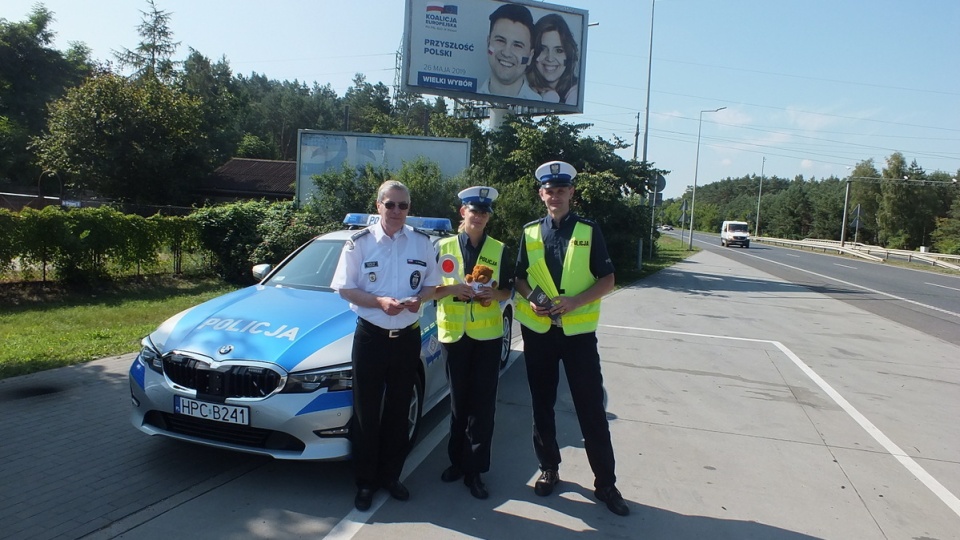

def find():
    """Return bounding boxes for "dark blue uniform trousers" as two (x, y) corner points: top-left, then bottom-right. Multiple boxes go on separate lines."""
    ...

(520, 324), (617, 489)
(442, 335), (501, 475)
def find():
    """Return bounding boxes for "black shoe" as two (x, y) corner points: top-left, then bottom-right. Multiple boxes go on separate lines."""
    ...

(595, 485), (630, 516)
(354, 487), (375, 511)
(534, 469), (560, 497)
(441, 465), (463, 483)
(464, 474), (489, 500)
(384, 480), (410, 501)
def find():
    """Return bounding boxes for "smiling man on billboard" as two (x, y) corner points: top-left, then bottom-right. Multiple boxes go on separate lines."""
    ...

(477, 3), (543, 100)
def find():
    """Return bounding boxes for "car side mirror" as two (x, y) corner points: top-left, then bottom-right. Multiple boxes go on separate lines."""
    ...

(252, 264), (272, 281)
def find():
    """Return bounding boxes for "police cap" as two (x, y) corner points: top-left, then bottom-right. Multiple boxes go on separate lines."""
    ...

(458, 185), (499, 214)
(535, 160), (577, 188)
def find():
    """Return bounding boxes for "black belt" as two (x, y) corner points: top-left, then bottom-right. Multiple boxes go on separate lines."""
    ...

(357, 317), (420, 339)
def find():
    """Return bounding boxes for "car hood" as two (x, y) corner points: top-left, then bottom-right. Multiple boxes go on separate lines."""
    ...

(149, 285), (356, 373)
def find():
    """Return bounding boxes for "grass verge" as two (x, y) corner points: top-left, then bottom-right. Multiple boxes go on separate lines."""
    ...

(617, 234), (698, 286)
(0, 276), (239, 380)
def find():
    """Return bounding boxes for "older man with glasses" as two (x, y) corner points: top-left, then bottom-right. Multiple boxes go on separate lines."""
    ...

(332, 180), (440, 511)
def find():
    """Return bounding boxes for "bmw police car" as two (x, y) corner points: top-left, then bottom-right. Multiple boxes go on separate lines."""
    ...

(129, 214), (514, 460)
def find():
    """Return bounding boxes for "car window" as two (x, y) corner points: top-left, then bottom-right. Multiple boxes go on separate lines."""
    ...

(264, 239), (345, 291)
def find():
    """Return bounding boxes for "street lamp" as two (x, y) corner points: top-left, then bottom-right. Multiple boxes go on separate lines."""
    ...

(688, 106), (726, 250)
(641, 0), (657, 259)
(755, 156), (765, 238)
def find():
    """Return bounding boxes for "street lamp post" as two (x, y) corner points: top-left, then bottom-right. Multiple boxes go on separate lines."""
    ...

(755, 156), (765, 238)
(642, 0), (656, 259)
(688, 106), (726, 250)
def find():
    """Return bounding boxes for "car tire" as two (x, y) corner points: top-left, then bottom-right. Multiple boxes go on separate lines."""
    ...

(406, 372), (425, 445)
(500, 307), (513, 370)
(744, 242), (750, 248)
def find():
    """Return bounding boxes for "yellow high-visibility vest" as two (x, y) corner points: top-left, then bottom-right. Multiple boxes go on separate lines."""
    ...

(436, 235), (505, 342)
(515, 220), (601, 335)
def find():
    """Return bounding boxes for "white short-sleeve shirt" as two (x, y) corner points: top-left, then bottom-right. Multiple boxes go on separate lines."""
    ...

(331, 223), (441, 329)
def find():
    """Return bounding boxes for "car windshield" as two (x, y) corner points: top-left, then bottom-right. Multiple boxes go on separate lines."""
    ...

(730, 223), (749, 232)
(263, 239), (345, 291)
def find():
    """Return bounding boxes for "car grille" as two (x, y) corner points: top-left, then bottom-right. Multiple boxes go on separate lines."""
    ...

(144, 411), (306, 452)
(162, 353), (283, 399)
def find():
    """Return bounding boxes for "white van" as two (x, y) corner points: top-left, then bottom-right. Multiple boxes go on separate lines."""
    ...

(720, 220), (750, 248)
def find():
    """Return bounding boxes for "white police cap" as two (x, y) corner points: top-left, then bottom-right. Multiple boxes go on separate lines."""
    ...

(535, 160), (577, 188)
(458, 186), (499, 213)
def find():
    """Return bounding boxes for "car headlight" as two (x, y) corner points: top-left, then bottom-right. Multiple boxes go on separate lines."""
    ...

(139, 337), (163, 374)
(283, 363), (353, 394)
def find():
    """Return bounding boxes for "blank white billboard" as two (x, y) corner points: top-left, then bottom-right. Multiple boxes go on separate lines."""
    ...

(295, 130), (471, 205)
(403, 0), (588, 114)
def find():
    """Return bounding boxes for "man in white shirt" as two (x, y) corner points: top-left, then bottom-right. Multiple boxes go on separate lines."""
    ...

(331, 180), (440, 511)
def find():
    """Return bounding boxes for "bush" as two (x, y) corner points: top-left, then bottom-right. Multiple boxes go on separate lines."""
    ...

(189, 200), (273, 284)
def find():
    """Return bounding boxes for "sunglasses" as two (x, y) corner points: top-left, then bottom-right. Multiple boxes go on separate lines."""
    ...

(381, 201), (410, 210)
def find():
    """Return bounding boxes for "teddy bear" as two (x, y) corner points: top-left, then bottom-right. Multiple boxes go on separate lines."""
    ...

(464, 264), (497, 306)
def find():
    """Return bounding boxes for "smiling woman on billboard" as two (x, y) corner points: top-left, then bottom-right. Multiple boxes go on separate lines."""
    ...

(527, 13), (580, 105)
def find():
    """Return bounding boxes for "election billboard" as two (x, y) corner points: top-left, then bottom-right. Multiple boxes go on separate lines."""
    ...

(295, 130), (471, 205)
(403, 0), (588, 114)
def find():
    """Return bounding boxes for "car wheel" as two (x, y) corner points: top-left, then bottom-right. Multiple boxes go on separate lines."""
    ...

(500, 307), (513, 370)
(721, 239), (726, 247)
(744, 242), (750, 248)
(406, 373), (425, 445)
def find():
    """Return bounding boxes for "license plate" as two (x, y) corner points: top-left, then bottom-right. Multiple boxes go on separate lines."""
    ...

(174, 396), (249, 425)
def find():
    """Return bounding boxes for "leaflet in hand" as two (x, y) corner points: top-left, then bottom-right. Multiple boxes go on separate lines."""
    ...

(529, 285), (560, 322)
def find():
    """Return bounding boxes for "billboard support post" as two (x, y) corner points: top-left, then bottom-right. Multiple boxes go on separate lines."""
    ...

(489, 108), (510, 131)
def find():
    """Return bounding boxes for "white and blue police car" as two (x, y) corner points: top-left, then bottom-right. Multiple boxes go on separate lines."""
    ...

(129, 214), (514, 460)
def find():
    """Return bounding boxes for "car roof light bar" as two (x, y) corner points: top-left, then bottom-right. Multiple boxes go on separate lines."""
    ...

(342, 213), (452, 233)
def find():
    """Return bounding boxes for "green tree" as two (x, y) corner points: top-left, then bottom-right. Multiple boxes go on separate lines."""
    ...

(341, 73), (393, 133)
(0, 5), (91, 184)
(931, 194), (960, 254)
(179, 49), (242, 167)
(34, 72), (206, 204)
(848, 159), (881, 244)
(113, 0), (179, 82)
(808, 177), (845, 240)
(877, 153), (912, 248)
(235, 133), (278, 160)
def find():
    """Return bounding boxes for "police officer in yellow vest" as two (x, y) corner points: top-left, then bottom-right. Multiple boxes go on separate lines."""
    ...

(514, 161), (629, 516)
(432, 186), (512, 500)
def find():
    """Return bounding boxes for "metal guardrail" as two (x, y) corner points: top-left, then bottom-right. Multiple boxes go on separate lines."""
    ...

(754, 237), (884, 262)
(806, 239), (960, 270)
(754, 237), (960, 270)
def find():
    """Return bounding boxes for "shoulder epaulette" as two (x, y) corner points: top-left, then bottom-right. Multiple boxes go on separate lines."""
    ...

(522, 218), (543, 228)
(575, 215), (597, 228)
(350, 228), (371, 242)
(410, 227), (431, 238)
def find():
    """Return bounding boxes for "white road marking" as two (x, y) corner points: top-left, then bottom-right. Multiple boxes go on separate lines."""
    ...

(834, 263), (858, 269)
(600, 324), (960, 520)
(926, 282), (960, 293)
(740, 251), (960, 319)
(325, 345), (523, 539)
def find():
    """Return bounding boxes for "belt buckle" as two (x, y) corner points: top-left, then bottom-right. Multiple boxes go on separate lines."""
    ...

(388, 328), (400, 338)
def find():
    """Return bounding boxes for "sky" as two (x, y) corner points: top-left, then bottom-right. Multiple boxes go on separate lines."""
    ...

(4, 0), (959, 200)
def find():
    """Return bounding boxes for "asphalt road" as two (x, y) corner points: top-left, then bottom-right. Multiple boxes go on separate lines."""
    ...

(2, 247), (958, 539)
(682, 230), (960, 346)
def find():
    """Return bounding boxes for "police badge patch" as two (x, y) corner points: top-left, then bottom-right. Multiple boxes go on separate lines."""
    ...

(368, 272), (377, 282)
(409, 270), (421, 290)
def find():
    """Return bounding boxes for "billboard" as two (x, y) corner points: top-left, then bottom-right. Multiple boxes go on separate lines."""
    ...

(295, 130), (471, 205)
(403, 0), (588, 114)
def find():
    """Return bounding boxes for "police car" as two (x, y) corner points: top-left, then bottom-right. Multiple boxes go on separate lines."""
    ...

(129, 214), (514, 460)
